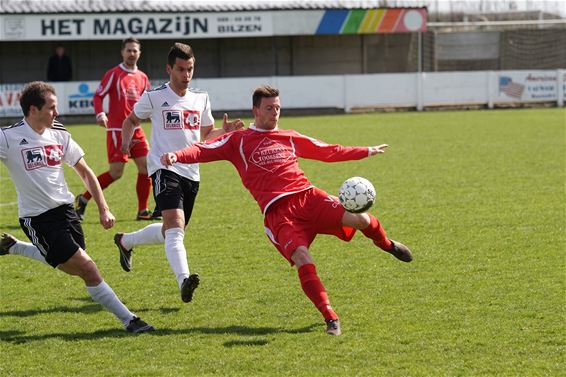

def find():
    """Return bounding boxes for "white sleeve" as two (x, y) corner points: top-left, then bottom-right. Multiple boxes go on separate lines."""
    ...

(201, 94), (214, 127)
(64, 135), (85, 166)
(133, 91), (153, 120)
(0, 130), (7, 160)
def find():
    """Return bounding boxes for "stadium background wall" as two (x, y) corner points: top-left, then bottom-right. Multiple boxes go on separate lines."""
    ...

(0, 29), (565, 84)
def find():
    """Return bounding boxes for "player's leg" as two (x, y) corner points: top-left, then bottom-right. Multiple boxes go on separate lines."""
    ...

(130, 129), (155, 220)
(114, 223), (164, 272)
(111, 169), (167, 272)
(264, 194), (340, 335)
(19, 205), (153, 332)
(58, 248), (154, 333)
(0, 232), (49, 264)
(132, 156), (153, 219)
(342, 211), (412, 262)
(291, 246), (341, 336)
(171, 175), (200, 302)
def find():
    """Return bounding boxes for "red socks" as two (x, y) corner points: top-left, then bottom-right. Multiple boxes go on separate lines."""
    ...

(361, 215), (392, 251)
(136, 173), (152, 211)
(298, 264), (337, 321)
(82, 172), (114, 200)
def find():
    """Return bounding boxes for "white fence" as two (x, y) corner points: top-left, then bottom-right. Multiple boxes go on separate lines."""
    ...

(1, 70), (564, 118)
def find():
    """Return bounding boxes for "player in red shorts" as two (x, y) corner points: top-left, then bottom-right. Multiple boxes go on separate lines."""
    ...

(160, 85), (413, 336)
(74, 37), (157, 221)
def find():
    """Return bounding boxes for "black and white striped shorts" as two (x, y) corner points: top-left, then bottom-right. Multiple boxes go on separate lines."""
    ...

(19, 204), (85, 268)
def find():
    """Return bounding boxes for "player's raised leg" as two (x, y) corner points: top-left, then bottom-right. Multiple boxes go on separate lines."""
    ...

(342, 212), (413, 262)
(114, 222), (165, 272)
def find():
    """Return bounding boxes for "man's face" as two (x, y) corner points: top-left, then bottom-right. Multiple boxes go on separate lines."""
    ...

(31, 93), (59, 128)
(253, 96), (281, 130)
(167, 57), (194, 90)
(121, 42), (141, 68)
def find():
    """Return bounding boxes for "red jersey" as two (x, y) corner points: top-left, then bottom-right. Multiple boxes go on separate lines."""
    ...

(174, 124), (370, 215)
(93, 63), (150, 129)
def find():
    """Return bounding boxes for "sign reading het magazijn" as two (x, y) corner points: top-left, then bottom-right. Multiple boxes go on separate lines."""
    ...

(0, 9), (427, 41)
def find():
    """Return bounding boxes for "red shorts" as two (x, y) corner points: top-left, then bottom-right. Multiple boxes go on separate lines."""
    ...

(106, 127), (149, 163)
(263, 187), (356, 265)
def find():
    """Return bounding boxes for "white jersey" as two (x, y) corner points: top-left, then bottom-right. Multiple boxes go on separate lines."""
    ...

(133, 82), (214, 180)
(0, 119), (84, 217)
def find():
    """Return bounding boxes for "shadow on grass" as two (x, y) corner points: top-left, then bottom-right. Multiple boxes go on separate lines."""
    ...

(0, 323), (319, 345)
(0, 303), (103, 317)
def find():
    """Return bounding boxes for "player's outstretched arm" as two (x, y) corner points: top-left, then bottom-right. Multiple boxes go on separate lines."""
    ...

(73, 158), (116, 229)
(369, 144), (389, 156)
(121, 112), (142, 154)
(201, 113), (244, 141)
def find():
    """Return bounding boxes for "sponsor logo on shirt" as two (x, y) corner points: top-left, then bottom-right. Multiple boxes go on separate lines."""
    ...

(249, 137), (293, 173)
(162, 110), (200, 130)
(21, 145), (63, 170)
(19, 138), (28, 145)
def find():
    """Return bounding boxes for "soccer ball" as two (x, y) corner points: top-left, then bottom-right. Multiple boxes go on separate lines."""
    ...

(338, 177), (376, 213)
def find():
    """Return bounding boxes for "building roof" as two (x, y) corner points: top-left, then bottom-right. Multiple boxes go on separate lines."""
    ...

(0, 0), (403, 14)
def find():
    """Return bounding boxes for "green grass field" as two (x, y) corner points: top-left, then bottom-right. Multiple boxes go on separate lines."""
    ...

(0, 108), (564, 376)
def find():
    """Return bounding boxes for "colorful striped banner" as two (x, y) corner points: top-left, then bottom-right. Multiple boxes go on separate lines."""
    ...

(316, 8), (427, 35)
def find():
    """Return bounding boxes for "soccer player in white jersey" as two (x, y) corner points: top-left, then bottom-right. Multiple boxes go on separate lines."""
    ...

(0, 82), (154, 333)
(114, 43), (244, 303)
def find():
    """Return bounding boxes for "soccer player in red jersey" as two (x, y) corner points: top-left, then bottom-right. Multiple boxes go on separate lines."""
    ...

(74, 38), (156, 221)
(160, 85), (413, 336)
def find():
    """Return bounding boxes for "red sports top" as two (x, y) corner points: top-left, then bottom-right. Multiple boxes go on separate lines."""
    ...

(93, 63), (150, 129)
(174, 125), (370, 215)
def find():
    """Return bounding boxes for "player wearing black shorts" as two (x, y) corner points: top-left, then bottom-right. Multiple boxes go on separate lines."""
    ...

(0, 81), (154, 333)
(113, 43), (243, 303)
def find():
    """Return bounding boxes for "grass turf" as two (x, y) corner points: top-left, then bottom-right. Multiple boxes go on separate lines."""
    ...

(0, 108), (564, 376)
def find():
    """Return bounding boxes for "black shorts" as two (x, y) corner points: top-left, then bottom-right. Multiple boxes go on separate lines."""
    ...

(151, 169), (199, 226)
(19, 204), (85, 268)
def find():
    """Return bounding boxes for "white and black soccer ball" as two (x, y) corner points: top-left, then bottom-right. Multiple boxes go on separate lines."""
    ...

(338, 177), (376, 213)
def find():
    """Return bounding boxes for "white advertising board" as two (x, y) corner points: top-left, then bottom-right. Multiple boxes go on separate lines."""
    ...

(1, 70), (564, 119)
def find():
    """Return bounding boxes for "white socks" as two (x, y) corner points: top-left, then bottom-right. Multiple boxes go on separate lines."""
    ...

(120, 224), (190, 288)
(86, 280), (134, 326)
(121, 223), (165, 250)
(164, 227), (190, 288)
(9, 240), (49, 265)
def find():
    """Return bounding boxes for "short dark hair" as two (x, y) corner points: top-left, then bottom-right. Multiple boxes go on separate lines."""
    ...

(252, 85), (279, 108)
(20, 81), (56, 116)
(167, 43), (194, 67)
(122, 37), (141, 50)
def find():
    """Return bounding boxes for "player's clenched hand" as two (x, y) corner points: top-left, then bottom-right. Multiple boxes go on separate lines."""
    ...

(161, 152), (177, 167)
(96, 113), (108, 128)
(369, 144), (389, 156)
(99, 210), (115, 229)
(222, 113), (245, 132)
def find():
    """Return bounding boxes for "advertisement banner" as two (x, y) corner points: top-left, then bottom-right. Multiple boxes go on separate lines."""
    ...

(0, 83), (24, 117)
(0, 9), (426, 41)
(495, 71), (558, 102)
(0, 12), (272, 41)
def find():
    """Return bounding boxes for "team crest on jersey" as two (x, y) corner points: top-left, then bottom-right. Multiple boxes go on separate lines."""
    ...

(249, 137), (293, 173)
(162, 110), (200, 130)
(21, 145), (63, 170)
